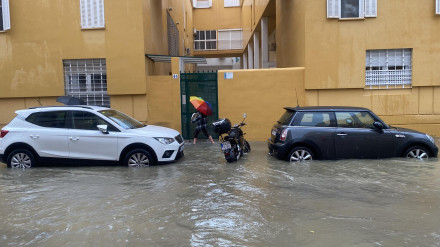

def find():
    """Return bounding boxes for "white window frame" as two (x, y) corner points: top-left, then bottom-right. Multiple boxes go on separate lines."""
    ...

(80, 0), (105, 29)
(327, 0), (377, 19)
(193, 0), (212, 9)
(63, 59), (110, 107)
(194, 30), (217, 51)
(436, 0), (440, 14)
(224, 0), (240, 7)
(218, 29), (242, 50)
(1, 0), (11, 31)
(365, 49), (412, 89)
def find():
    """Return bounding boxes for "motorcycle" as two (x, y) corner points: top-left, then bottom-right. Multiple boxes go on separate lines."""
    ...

(213, 114), (251, 163)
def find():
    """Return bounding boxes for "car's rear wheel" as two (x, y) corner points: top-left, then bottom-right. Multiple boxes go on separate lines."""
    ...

(288, 147), (314, 162)
(404, 146), (430, 159)
(124, 149), (154, 167)
(7, 149), (36, 169)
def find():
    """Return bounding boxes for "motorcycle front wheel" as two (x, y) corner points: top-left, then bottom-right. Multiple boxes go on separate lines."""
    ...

(243, 140), (251, 153)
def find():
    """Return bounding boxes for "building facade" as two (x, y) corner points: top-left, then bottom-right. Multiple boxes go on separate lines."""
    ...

(1, 0), (440, 139)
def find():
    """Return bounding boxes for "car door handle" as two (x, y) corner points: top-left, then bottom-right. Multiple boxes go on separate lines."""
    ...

(69, 137), (79, 141)
(30, 135), (39, 139)
(337, 133), (348, 136)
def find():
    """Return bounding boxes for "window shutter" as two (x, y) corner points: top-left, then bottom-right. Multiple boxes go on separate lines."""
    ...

(208, 0), (212, 7)
(2, 0), (11, 30)
(437, 0), (440, 14)
(224, 0), (240, 7)
(364, 0), (377, 17)
(193, 0), (198, 8)
(327, 0), (339, 18)
(80, 0), (105, 29)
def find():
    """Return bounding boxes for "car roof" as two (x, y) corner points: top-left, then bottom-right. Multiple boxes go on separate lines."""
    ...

(15, 105), (111, 117)
(284, 106), (371, 111)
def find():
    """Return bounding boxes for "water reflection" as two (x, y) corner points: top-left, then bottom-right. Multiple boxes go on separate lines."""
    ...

(0, 142), (439, 246)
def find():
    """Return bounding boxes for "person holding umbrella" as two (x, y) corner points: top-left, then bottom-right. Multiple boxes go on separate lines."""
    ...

(190, 96), (215, 144)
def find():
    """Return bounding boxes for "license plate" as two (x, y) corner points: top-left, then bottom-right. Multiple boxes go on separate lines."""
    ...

(221, 141), (231, 151)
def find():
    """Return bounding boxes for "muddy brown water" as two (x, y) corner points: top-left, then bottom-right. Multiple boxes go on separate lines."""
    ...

(0, 141), (440, 246)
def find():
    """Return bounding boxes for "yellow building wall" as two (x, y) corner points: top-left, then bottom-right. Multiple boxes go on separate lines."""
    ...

(0, 0), (149, 98)
(218, 68), (305, 141)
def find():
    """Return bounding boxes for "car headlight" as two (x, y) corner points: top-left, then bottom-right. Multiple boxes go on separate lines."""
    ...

(154, 137), (175, 145)
(426, 134), (435, 144)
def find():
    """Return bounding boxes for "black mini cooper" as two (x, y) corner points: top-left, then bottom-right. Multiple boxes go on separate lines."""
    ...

(268, 106), (438, 162)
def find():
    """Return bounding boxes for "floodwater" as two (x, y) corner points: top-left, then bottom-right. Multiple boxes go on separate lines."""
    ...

(1, 142), (440, 247)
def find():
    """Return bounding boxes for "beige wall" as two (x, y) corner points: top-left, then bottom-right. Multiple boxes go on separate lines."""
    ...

(218, 68), (305, 141)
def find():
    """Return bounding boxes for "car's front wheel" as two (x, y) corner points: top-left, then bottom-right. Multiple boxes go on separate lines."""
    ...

(124, 149), (154, 167)
(288, 147), (314, 162)
(7, 149), (36, 169)
(404, 146), (430, 159)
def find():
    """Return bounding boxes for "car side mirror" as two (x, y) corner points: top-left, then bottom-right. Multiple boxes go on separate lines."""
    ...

(97, 125), (109, 134)
(373, 122), (384, 131)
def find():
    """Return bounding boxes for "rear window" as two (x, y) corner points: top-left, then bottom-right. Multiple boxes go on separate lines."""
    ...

(278, 110), (296, 125)
(26, 111), (67, 128)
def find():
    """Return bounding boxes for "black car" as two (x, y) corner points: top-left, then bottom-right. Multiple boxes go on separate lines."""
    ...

(268, 106), (438, 162)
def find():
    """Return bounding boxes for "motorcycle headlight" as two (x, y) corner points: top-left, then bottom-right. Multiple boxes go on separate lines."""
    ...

(154, 137), (175, 145)
(426, 134), (435, 144)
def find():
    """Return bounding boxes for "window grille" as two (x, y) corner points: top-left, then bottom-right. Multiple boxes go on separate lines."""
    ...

(193, 0), (212, 8)
(224, 0), (240, 7)
(0, 0), (11, 31)
(80, 0), (105, 29)
(194, 30), (217, 51)
(63, 59), (110, 107)
(365, 49), (412, 89)
(167, 11), (179, 56)
(218, 29), (242, 50)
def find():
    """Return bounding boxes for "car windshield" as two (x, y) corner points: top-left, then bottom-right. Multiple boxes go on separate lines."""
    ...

(98, 110), (145, 129)
(278, 110), (296, 125)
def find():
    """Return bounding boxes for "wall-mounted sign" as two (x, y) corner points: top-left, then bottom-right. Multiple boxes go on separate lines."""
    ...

(173, 74), (179, 79)
(224, 72), (233, 79)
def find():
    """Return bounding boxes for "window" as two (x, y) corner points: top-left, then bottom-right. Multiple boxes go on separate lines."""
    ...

(63, 59), (110, 107)
(327, 0), (376, 19)
(194, 30), (217, 50)
(71, 111), (117, 131)
(365, 49), (412, 89)
(80, 0), (105, 29)
(298, 112), (332, 127)
(437, 0), (440, 14)
(193, 0), (212, 8)
(218, 29), (242, 50)
(224, 0), (240, 7)
(0, 0), (11, 31)
(28, 111), (67, 129)
(336, 112), (375, 128)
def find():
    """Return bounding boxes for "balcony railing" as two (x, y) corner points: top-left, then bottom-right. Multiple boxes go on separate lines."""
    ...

(365, 69), (412, 88)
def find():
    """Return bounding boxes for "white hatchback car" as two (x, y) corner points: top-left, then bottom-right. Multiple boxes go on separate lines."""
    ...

(0, 106), (184, 168)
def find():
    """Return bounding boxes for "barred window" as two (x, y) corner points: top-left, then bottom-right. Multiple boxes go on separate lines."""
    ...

(365, 49), (412, 89)
(80, 0), (105, 29)
(194, 30), (217, 51)
(63, 59), (110, 107)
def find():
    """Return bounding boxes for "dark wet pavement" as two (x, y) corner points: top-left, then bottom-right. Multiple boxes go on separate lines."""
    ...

(0, 141), (440, 246)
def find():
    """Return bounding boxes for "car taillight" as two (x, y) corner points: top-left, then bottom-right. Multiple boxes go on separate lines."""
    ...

(280, 129), (288, 141)
(0, 130), (8, 138)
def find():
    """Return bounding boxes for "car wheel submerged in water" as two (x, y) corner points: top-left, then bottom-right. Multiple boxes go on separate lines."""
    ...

(124, 149), (153, 167)
(404, 146), (430, 159)
(288, 147), (314, 162)
(7, 149), (36, 168)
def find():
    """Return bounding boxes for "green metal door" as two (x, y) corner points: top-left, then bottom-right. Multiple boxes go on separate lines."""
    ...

(180, 72), (218, 140)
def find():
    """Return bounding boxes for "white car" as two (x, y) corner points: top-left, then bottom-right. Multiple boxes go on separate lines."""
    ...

(0, 106), (184, 168)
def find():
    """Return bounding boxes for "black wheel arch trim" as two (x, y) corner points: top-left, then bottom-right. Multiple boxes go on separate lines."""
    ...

(287, 140), (321, 160)
(119, 143), (158, 164)
(4, 143), (40, 162)
(399, 142), (436, 157)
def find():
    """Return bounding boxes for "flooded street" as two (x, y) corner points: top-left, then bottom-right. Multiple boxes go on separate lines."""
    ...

(1, 142), (440, 246)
